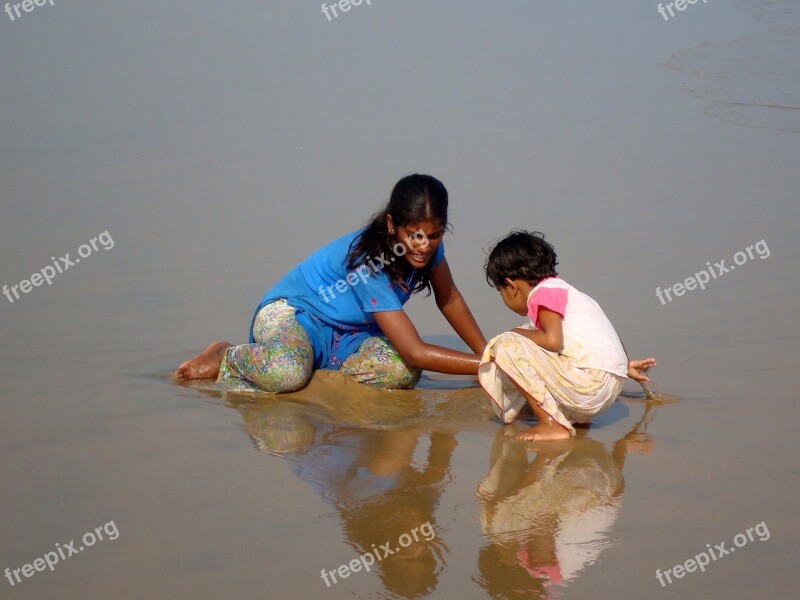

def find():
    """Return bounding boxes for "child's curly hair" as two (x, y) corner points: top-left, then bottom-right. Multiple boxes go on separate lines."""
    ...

(485, 230), (558, 288)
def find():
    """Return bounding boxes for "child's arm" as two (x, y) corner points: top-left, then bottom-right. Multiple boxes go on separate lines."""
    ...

(512, 308), (563, 353)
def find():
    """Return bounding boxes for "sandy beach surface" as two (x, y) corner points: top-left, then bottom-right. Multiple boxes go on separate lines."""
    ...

(1, 1), (798, 598)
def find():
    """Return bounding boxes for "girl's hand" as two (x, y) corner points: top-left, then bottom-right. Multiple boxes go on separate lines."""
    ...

(627, 358), (656, 382)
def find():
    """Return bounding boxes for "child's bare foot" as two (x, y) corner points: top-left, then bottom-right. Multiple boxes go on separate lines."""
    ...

(174, 341), (231, 380)
(516, 422), (571, 442)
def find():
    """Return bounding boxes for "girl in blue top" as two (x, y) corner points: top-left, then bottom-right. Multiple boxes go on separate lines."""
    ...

(175, 174), (488, 392)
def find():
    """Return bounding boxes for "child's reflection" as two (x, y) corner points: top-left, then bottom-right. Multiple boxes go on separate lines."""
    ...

(475, 401), (658, 599)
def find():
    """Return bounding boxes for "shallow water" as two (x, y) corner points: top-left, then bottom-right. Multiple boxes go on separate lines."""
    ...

(2, 1), (800, 599)
(177, 371), (670, 599)
(667, 0), (800, 134)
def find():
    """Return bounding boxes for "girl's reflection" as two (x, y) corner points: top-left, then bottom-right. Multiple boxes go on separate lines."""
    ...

(475, 401), (658, 599)
(229, 395), (454, 598)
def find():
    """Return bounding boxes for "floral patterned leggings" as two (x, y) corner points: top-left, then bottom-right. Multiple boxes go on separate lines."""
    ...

(216, 299), (421, 393)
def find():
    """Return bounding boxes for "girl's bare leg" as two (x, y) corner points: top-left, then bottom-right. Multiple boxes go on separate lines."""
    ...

(511, 384), (571, 442)
(174, 341), (231, 380)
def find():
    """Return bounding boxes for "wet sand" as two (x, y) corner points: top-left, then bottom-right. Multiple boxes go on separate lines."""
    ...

(2, 1), (799, 598)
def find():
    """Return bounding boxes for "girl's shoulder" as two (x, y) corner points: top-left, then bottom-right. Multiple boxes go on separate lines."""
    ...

(533, 276), (572, 292)
(308, 228), (365, 260)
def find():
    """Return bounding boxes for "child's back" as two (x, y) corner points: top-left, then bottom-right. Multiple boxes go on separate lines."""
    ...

(528, 277), (627, 377)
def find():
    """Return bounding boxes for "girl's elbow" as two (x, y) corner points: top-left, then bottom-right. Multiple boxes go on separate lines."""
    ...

(405, 354), (426, 370)
(547, 338), (564, 353)
(435, 296), (453, 312)
(403, 347), (428, 370)
(436, 290), (461, 312)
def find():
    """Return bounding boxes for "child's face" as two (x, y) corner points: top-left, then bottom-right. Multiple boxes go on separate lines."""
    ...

(498, 284), (528, 316)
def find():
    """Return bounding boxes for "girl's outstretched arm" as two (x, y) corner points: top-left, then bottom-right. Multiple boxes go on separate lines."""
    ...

(373, 309), (481, 375)
(429, 258), (488, 353)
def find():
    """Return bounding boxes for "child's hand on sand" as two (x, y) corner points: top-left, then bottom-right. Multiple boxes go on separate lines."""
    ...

(627, 358), (656, 382)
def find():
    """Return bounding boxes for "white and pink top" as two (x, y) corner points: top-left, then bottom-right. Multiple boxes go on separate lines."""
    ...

(526, 277), (628, 377)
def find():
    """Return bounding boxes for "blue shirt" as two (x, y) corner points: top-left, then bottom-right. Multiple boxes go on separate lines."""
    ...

(250, 228), (445, 369)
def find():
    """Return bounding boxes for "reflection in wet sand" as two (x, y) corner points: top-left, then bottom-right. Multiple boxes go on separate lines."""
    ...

(185, 370), (664, 598)
(474, 402), (660, 599)
(184, 369), (492, 428)
(223, 387), (459, 598)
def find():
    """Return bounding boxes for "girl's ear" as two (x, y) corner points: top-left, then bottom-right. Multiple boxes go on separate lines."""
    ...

(386, 214), (395, 234)
(503, 278), (518, 294)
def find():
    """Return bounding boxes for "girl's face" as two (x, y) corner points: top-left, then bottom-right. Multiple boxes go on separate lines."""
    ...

(498, 282), (529, 316)
(390, 218), (446, 269)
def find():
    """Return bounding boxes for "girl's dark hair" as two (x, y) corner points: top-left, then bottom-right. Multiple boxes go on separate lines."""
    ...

(347, 174), (449, 295)
(485, 230), (558, 288)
